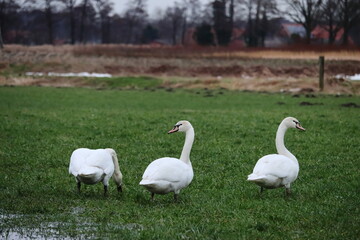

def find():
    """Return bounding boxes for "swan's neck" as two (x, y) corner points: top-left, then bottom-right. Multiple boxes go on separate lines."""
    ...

(106, 148), (123, 185)
(180, 127), (195, 165)
(275, 123), (297, 162)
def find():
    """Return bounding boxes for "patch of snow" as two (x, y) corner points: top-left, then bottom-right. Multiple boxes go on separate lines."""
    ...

(26, 72), (112, 78)
(335, 74), (360, 81)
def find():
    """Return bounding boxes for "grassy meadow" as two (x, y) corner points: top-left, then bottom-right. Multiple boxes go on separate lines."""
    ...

(0, 85), (359, 239)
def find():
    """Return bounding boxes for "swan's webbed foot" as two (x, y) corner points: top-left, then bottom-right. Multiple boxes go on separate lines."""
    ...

(174, 193), (179, 202)
(285, 187), (291, 196)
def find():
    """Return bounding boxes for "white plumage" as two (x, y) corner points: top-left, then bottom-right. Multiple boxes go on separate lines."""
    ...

(69, 148), (123, 195)
(247, 117), (305, 195)
(140, 120), (195, 201)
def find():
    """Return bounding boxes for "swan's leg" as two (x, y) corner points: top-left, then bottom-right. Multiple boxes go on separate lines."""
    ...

(102, 176), (111, 196)
(174, 190), (180, 201)
(151, 192), (155, 201)
(260, 187), (264, 194)
(117, 185), (122, 192)
(104, 185), (108, 196)
(77, 182), (81, 193)
(285, 184), (291, 196)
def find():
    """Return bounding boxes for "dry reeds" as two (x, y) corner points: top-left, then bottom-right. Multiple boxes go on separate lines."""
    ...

(1, 44), (359, 94)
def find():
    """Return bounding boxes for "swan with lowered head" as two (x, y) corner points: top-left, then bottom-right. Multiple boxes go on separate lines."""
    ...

(247, 117), (305, 195)
(140, 120), (195, 201)
(69, 148), (123, 195)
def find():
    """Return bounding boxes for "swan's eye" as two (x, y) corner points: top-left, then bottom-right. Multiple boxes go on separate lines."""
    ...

(176, 124), (182, 127)
(293, 120), (299, 124)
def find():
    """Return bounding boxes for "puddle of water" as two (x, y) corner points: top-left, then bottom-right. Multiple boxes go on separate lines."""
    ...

(1, 211), (144, 239)
(113, 223), (144, 231)
(70, 207), (85, 215)
(1, 228), (73, 240)
(0, 212), (95, 239)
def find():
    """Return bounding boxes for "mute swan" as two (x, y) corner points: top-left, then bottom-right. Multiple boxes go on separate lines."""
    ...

(247, 117), (305, 195)
(69, 148), (123, 195)
(140, 120), (195, 201)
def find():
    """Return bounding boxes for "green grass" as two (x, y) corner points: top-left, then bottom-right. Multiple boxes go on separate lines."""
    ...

(0, 86), (359, 239)
(0, 63), (31, 78)
(87, 76), (163, 89)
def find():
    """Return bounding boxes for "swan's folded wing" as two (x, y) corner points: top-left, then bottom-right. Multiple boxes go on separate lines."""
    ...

(141, 157), (189, 183)
(69, 148), (91, 175)
(69, 148), (114, 176)
(253, 154), (295, 179)
(85, 149), (114, 175)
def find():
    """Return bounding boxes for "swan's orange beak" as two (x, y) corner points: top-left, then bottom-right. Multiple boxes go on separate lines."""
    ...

(296, 123), (305, 131)
(168, 126), (179, 134)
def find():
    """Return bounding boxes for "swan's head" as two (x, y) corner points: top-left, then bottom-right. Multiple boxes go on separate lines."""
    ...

(168, 120), (192, 134)
(283, 117), (305, 131)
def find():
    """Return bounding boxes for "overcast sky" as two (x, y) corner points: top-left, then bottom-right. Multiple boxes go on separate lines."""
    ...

(112, 0), (211, 18)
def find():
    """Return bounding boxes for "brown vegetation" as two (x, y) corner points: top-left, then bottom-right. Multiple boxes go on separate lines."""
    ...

(1, 44), (360, 94)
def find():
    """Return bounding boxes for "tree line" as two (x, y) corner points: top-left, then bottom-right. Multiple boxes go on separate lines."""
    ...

(0, 0), (359, 48)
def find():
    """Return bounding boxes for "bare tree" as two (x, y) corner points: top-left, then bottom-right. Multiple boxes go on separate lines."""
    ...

(0, 0), (7, 48)
(61, 0), (77, 44)
(212, 0), (232, 46)
(0, 0), (21, 46)
(179, 0), (202, 44)
(164, 3), (186, 45)
(94, 0), (113, 43)
(242, 0), (277, 47)
(0, 25), (3, 48)
(123, 0), (148, 44)
(79, 0), (89, 43)
(182, 0), (202, 26)
(229, 0), (234, 29)
(338, 0), (360, 45)
(285, 0), (322, 44)
(319, 0), (341, 44)
(44, 0), (55, 44)
(259, 0), (277, 46)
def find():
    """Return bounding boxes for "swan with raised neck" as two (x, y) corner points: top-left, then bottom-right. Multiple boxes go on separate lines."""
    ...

(168, 121), (195, 164)
(247, 117), (305, 195)
(140, 120), (195, 201)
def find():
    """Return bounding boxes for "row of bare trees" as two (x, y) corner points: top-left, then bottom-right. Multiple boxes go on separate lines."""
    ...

(286, 0), (360, 45)
(0, 0), (359, 48)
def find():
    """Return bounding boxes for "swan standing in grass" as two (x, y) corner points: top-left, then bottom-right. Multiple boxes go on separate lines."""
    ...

(247, 117), (305, 195)
(69, 148), (123, 195)
(140, 120), (195, 201)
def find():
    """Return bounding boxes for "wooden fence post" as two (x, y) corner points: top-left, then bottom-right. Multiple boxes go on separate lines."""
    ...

(319, 56), (324, 91)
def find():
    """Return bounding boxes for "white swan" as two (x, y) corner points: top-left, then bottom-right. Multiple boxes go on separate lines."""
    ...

(140, 120), (195, 201)
(69, 148), (123, 195)
(247, 117), (305, 195)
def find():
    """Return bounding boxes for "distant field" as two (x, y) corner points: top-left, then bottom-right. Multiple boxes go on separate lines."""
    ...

(0, 86), (359, 239)
(1, 45), (360, 94)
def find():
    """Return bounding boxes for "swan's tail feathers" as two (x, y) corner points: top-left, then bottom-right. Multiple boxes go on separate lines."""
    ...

(247, 174), (267, 183)
(139, 179), (155, 186)
(77, 167), (104, 184)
